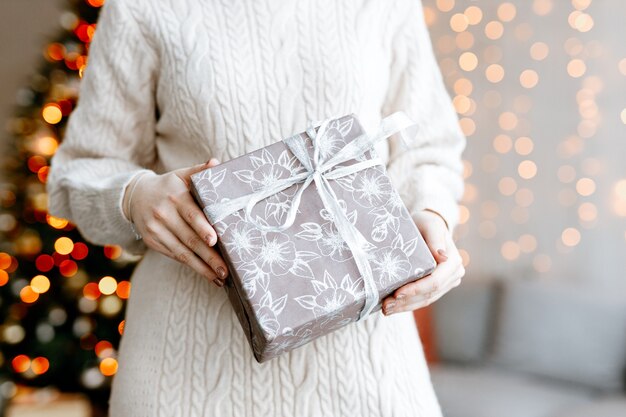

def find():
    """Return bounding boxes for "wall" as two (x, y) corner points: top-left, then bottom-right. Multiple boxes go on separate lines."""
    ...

(422, 0), (626, 290)
(0, 0), (63, 158)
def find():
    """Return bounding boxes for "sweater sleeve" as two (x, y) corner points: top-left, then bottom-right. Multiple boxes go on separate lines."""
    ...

(382, 0), (466, 230)
(46, 0), (158, 255)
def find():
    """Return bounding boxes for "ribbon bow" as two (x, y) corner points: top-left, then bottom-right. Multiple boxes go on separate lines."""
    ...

(204, 111), (418, 321)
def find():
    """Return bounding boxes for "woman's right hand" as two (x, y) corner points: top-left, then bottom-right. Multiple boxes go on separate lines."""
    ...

(122, 158), (229, 287)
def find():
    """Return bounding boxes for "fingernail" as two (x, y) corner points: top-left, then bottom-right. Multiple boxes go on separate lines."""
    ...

(437, 249), (448, 260)
(205, 234), (217, 246)
(384, 303), (396, 316)
(213, 278), (224, 287)
(384, 301), (396, 315)
(216, 266), (227, 279)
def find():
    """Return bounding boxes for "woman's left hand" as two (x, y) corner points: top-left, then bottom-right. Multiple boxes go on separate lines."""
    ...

(381, 209), (465, 316)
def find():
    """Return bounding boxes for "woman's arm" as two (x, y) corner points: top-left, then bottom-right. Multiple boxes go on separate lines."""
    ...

(47, 0), (229, 286)
(380, 0), (466, 315)
(382, 0), (466, 231)
(47, 0), (158, 255)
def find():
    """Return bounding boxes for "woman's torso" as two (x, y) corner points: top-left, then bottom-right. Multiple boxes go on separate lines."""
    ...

(134, 0), (402, 170)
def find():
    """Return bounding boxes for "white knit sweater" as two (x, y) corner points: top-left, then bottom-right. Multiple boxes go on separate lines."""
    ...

(47, 0), (465, 415)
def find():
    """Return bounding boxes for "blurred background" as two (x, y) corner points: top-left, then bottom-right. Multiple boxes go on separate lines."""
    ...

(0, 0), (624, 416)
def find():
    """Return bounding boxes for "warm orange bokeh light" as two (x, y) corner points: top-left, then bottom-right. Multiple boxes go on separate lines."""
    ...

(436, 0), (455, 13)
(497, 3), (516, 22)
(450, 13), (469, 33)
(493, 134), (512, 154)
(31, 357), (50, 375)
(100, 358), (118, 376)
(501, 241), (521, 261)
(454, 78), (473, 95)
(0, 270), (8, 286)
(458, 117), (476, 136)
(59, 260), (78, 277)
(33, 136), (59, 156)
(103, 245), (122, 259)
(514, 137), (534, 155)
(98, 276), (117, 295)
(498, 112), (518, 130)
(518, 234), (538, 253)
(116, 281), (131, 299)
(0, 253), (12, 270)
(54, 237), (74, 255)
(530, 42), (549, 60)
(20, 286), (39, 303)
(12, 355), (30, 373)
(498, 177), (518, 196)
(519, 69), (539, 88)
(84, 282), (101, 300)
(578, 202), (598, 222)
(562, 228), (581, 247)
(485, 21), (504, 40)
(567, 59), (587, 78)
(87, 0), (106, 7)
(47, 215), (69, 229)
(42, 103), (63, 125)
(95, 341), (114, 358)
(576, 178), (596, 196)
(518, 160), (538, 179)
(459, 52), (478, 71)
(30, 275), (50, 294)
(464, 6), (483, 25)
(485, 64), (504, 83)
(453, 95), (472, 114)
(71, 242), (89, 260)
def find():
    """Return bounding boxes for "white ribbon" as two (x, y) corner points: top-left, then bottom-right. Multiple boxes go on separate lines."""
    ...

(204, 111), (419, 321)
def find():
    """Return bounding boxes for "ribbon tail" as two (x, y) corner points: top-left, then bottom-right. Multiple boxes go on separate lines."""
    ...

(314, 174), (379, 321)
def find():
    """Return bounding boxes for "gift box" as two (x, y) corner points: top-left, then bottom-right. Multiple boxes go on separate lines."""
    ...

(190, 112), (436, 362)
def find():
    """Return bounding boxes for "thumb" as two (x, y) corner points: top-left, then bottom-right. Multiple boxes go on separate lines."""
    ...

(179, 157), (221, 176)
(175, 158), (221, 185)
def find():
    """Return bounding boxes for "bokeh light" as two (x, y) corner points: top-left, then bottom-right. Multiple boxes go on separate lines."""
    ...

(42, 103), (62, 125)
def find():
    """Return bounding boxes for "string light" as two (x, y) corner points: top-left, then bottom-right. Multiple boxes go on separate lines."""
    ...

(561, 227), (581, 247)
(497, 3), (517, 22)
(485, 64), (505, 83)
(519, 69), (539, 88)
(485, 21), (504, 40)
(99, 358), (118, 376)
(42, 103), (63, 125)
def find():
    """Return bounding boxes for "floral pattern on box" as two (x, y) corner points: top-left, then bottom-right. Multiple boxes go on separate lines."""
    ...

(191, 114), (435, 362)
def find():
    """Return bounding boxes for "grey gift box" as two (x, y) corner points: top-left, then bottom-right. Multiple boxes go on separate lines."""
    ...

(190, 113), (436, 362)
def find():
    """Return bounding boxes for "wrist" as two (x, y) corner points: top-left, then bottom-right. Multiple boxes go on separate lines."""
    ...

(122, 170), (155, 223)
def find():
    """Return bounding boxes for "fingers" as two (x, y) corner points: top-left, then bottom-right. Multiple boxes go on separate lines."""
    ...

(142, 219), (223, 286)
(381, 264), (464, 315)
(163, 206), (229, 283)
(170, 191), (219, 246)
(381, 234), (465, 316)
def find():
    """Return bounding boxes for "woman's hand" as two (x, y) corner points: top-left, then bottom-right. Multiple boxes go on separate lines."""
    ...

(381, 209), (465, 315)
(123, 158), (229, 287)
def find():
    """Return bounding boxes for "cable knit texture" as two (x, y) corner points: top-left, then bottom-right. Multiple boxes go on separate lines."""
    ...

(46, 0), (465, 415)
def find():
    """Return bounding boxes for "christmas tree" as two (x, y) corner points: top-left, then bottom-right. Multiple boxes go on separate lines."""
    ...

(0, 0), (138, 410)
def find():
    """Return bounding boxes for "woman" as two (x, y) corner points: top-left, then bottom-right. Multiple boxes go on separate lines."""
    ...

(47, 0), (466, 415)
